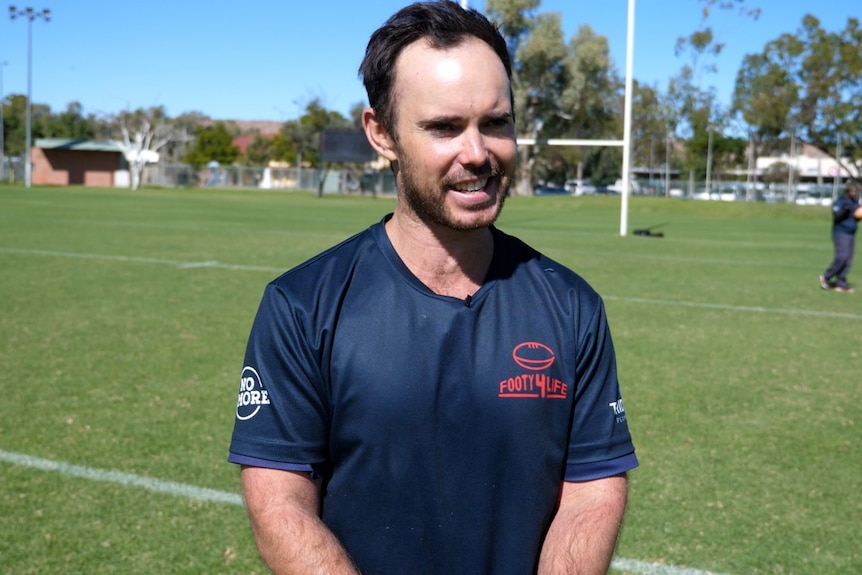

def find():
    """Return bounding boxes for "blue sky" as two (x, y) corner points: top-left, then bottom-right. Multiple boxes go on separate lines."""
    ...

(0, 0), (857, 122)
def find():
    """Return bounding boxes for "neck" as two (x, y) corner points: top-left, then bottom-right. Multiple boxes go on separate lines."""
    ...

(385, 212), (494, 299)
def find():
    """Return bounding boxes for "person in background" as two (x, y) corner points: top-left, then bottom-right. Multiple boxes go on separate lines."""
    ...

(228, 2), (637, 573)
(820, 181), (859, 293)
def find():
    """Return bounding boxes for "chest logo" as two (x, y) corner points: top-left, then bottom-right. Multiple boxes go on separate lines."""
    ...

(500, 342), (567, 399)
(512, 341), (556, 370)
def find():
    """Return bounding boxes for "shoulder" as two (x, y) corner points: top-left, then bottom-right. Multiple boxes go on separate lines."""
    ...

(491, 227), (605, 317)
(835, 195), (853, 209)
(492, 227), (599, 295)
(269, 220), (383, 294)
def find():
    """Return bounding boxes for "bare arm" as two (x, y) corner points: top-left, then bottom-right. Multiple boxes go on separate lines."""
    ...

(240, 466), (360, 575)
(537, 473), (629, 575)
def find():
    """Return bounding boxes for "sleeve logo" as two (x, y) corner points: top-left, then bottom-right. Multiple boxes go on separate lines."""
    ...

(236, 366), (271, 421)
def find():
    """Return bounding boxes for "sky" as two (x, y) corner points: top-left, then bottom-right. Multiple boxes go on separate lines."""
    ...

(0, 0), (858, 123)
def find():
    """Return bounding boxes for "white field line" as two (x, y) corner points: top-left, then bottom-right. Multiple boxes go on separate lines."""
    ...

(0, 449), (242, 506)
(0, 247), (283, 273)
(602, 295), (862, 320)
(0, 448), (732, 575)
(3, 246), (860, 320)
(611, 558), (731, 575)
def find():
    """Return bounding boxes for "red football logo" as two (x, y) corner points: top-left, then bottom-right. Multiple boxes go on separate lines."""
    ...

(512, 342), (556, 371)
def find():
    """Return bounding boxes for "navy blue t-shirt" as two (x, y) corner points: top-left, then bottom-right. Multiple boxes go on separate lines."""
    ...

(833, 194), (859, 235)
(229, 216), (637, 574)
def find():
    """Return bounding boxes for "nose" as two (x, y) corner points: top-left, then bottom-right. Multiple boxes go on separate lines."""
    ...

(459, 126), (490, 167)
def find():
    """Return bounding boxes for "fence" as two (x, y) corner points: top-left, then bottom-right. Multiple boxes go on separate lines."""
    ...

(1, 152), (846, 204)
(141, 163), (398, 195)
(0, 156), (25, 184)
(633, 177), (844, 206)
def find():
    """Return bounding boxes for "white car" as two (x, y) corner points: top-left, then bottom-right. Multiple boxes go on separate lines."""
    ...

(564, 179), (597, 195)
(608, 179), (641, 194)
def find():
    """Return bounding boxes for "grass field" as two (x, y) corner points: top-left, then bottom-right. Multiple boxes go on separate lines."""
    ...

(1, 184), (860, 574)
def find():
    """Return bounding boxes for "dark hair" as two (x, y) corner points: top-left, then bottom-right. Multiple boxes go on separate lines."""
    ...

(358, 0), (512, 136)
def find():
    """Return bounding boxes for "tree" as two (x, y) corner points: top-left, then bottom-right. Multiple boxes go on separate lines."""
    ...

(244, 136), (274, 167)
(113, 106), (177, 190)
(1, 94), (49, 157)
(46, 102), (96, 140)
(184, 122), (238, 169)
(2, 94), (27, 157)
(556, 24), (623, 184)
(676, 0), (761, 86)
(512, 11), (569, 190)
(162, 111), (210, 163)
(349, 102), (366, 130)
(274, 99), (350, 167)
(731, 51), (797, 180)
(666, 0), (762, 184)
(732, 15), (862, 170)
(631, 82), (670, 184)
(732, 52), (796, 142)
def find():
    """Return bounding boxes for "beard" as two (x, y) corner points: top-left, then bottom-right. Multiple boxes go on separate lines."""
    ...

(395, 148), (511, 232)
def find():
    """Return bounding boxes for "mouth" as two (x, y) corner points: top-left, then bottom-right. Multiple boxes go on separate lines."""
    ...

(451, 177), (489, 193)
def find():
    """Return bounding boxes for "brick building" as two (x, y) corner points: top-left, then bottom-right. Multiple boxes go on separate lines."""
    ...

(32, 138), (127, 187)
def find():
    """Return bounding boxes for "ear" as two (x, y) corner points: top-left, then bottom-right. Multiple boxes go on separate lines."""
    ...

(362, 108), (398, 162)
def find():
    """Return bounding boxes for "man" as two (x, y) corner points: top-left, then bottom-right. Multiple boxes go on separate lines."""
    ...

(820, 181), (859, 293)
(228, 2), (638, 573)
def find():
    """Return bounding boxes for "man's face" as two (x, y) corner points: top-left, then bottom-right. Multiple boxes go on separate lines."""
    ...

(388, 37), (516, 231)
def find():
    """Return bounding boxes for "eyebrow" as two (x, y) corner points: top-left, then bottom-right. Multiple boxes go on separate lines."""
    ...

(417, 110), (513, 128)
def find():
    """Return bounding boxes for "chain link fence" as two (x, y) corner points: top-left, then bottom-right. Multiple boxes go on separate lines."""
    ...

(140, 163), (397, 195)
(0, 156), (25, 184)
(633, 177), (844, 205)
(2, 152), (848, 205)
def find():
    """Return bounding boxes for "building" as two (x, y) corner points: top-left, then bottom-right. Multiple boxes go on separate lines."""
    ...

(32, 138), (127, 187)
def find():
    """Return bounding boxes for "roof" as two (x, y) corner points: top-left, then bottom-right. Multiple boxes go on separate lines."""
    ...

(35, 138), (124, 152)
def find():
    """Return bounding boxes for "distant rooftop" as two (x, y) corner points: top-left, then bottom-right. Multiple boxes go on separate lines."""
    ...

(35, 138), (123, 152)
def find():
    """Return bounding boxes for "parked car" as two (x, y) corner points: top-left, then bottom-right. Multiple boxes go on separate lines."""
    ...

(564, 179), (597, 195)
(534, 184), (571, 196)
(608, 178), (641, 194)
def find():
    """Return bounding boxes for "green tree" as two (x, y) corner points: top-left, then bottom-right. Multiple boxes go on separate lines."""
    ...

(46, 102), (96, 140)
(1, 94), (27, 156)
(275, 99), (350, 167)
(732, 15), (862, 169)
(631, 82), (671, 183)
(487, 0), (545, 195)
(184, 122), (238, 169)
(162, 111), (210, 163)
(556, 24), (623, 184)
(244, 136), (273, 166)
(1, 94), (49, 157)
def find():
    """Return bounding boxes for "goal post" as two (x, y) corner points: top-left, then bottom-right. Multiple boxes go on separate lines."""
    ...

(509, 0), (637, 237)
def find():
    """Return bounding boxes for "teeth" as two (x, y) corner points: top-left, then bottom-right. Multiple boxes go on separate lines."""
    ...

(455, 178), (488, 192)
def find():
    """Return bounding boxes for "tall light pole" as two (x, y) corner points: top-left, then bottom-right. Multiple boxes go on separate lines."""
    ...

(0, 60), (7, 178)
(9, 5), (50, 188)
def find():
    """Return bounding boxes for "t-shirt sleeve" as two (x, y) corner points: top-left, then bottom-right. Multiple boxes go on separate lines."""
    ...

(565, 295), (638, 480)
(228, 283), (331, 467)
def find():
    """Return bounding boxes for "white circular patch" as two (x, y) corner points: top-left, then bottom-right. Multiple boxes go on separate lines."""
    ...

(236, 366), (270, 421)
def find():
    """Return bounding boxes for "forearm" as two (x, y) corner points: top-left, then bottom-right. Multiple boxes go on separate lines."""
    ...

(249, 502), (358, 574)
(538, 474), (629, 575)
(241, 466), (359, 575)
